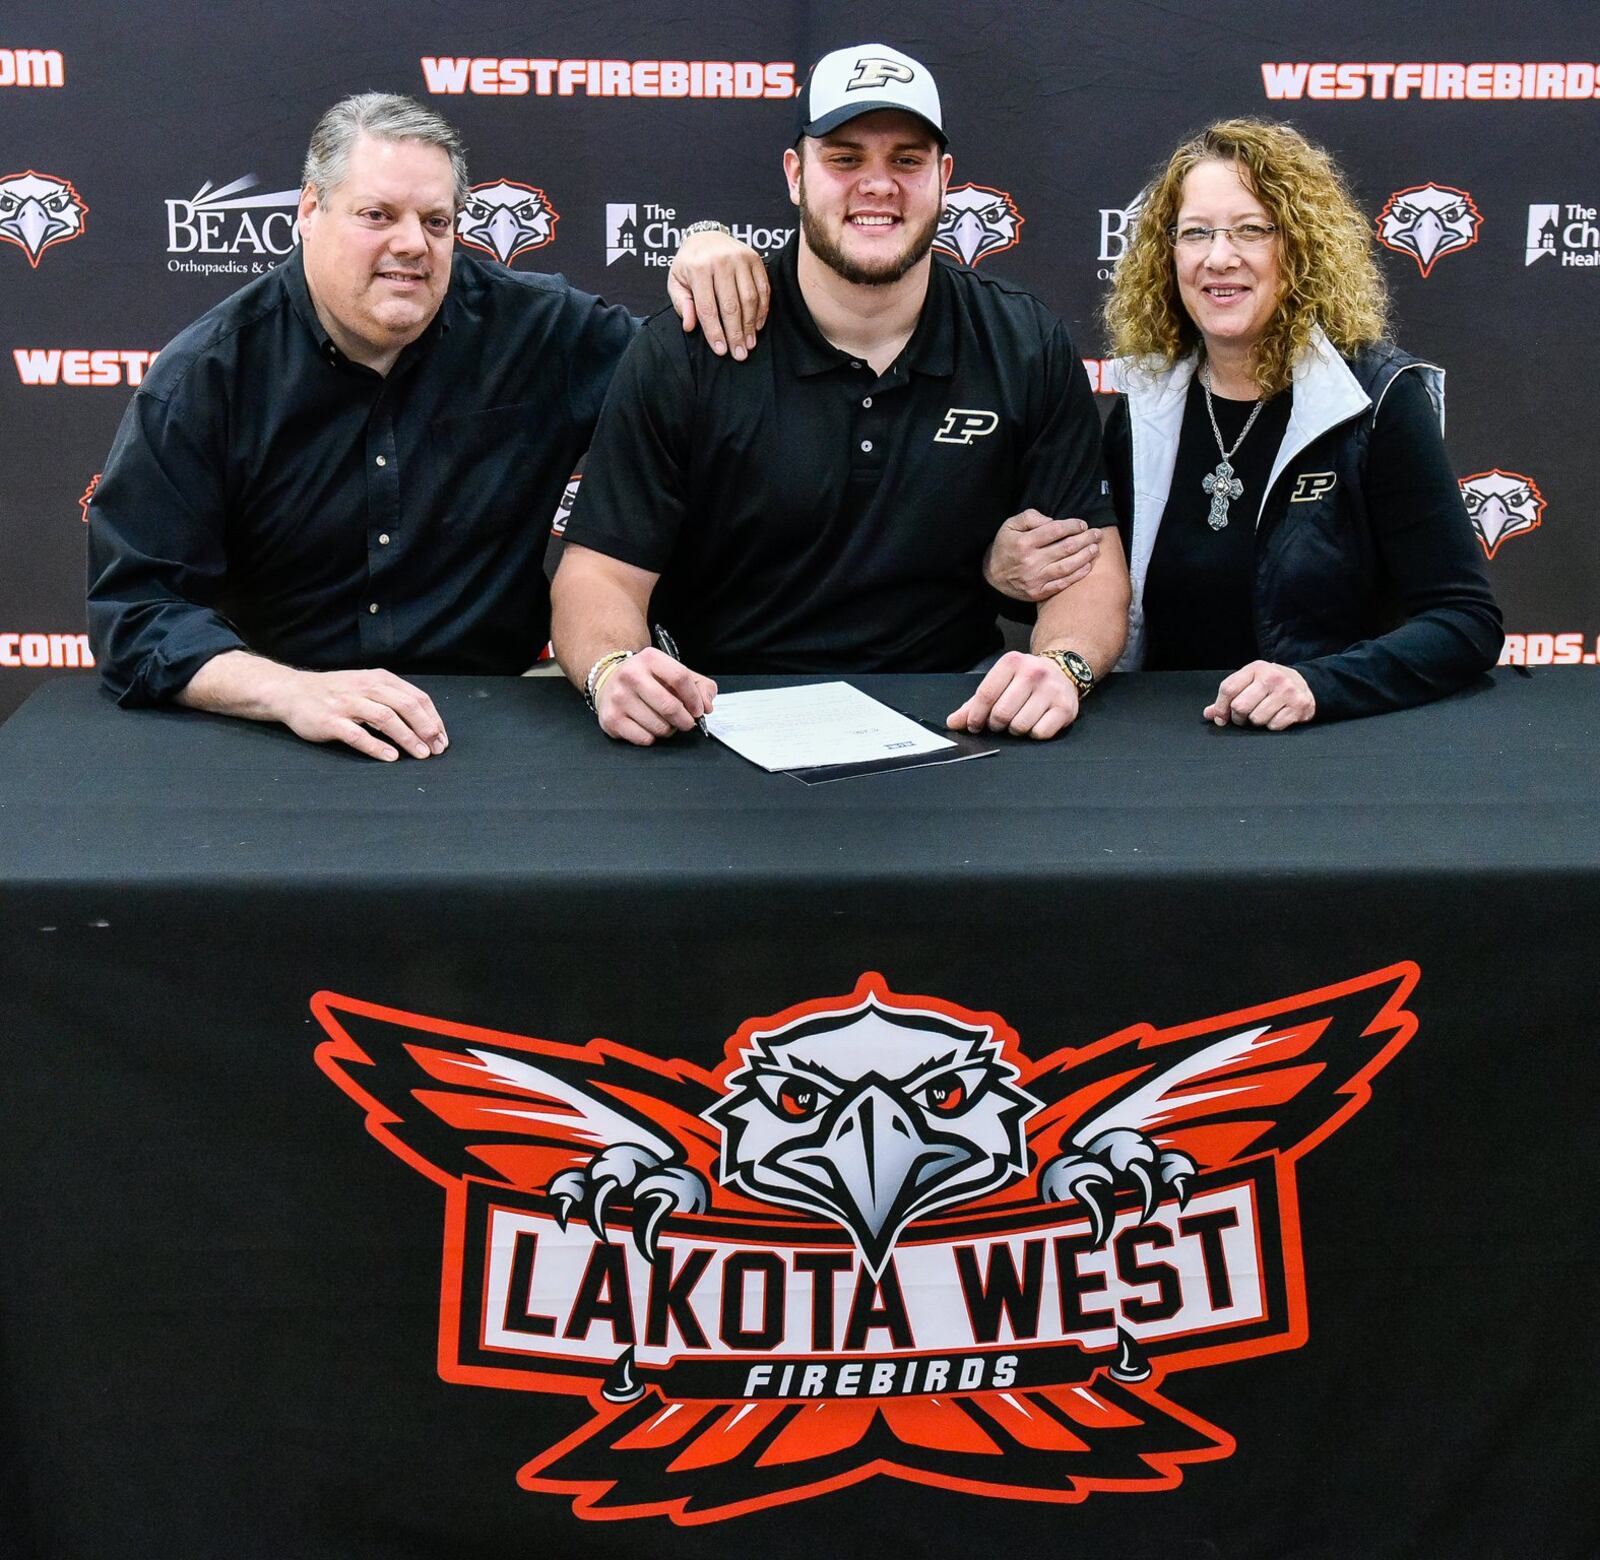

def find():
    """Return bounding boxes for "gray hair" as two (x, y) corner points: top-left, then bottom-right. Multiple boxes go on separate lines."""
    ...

(302, 92), (470, 209)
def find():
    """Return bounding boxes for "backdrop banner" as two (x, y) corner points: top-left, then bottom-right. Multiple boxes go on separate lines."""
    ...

(1, 1), (1596, 717)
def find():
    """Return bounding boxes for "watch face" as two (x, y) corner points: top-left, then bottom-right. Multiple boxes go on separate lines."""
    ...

(1062, 650), (1094, 688)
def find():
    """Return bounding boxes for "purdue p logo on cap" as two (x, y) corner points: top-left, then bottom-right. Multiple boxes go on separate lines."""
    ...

(798, 43), (946, 146)
(847, 57), (916, 92)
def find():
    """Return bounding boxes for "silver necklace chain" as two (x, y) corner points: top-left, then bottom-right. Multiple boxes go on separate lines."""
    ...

(1199, 365), (1265, 531)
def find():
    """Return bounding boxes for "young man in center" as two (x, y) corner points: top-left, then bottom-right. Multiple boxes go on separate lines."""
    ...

(552, 44), (1129, 745)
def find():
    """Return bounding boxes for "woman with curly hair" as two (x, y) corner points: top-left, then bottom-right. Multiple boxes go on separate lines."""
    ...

(1092, 119), (1500, 726)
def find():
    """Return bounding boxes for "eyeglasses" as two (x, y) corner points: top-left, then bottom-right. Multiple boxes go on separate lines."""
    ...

(1166, 222), (1278, 248)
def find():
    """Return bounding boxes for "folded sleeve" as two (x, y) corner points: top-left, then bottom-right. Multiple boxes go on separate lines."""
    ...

(86, 374), (246, 707)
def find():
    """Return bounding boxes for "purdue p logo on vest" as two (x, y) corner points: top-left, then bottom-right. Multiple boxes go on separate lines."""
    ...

(1289, 472), (1338, 503)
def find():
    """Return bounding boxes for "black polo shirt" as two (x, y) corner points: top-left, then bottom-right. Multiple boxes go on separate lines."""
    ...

(87, 248), (635, 705)
(562, 237), (1114, 673)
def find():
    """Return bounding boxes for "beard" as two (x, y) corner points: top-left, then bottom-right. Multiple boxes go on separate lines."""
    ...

(798, 172), (942, 287)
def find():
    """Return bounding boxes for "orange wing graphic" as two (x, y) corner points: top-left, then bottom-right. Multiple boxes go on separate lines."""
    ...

(312, 992), (727, 1211)
(1018, 960), (1418, 1189)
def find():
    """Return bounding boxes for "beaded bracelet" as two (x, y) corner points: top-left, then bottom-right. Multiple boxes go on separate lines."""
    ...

(584, 649), (634, 713)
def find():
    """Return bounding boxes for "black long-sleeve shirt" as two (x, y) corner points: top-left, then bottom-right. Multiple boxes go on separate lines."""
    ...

(87, 248), (635, 704)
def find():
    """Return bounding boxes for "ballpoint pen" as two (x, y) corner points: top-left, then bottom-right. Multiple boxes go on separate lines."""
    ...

(652, 623), (708, 735)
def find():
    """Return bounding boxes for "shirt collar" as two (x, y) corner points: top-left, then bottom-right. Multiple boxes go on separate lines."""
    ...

(771, 234), (955, 379)
(280, 246), (454, 378)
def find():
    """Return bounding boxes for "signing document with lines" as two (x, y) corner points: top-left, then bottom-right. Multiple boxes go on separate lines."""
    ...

(703, 682), (992, 777)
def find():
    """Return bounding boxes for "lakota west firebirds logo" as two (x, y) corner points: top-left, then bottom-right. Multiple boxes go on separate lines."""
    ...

(456, 179), (559, 265)
(934, 183), (1023, 267)
(1375, 183), (1482, 277)
(0, 170), (87, 267)
(314, 964), (1417, 1524)
(1459, 469), (1546, 559)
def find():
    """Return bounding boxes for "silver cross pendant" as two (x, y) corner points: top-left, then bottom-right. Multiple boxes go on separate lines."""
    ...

(1202, 459), (1243, 530)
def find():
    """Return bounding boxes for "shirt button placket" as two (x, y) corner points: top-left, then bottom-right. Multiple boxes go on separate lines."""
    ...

(364, 400), (400, 659)
(852, 363), (887, 478)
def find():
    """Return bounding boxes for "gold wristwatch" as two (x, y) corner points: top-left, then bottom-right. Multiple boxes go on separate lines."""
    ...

(1038, 648), (1096, 699)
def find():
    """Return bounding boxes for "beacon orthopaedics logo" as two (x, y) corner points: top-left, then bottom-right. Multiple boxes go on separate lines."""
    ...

(13, 349), (159, 386)
(1262, 61), (1600, 101)
(420, 56), (795, 98)
(1096, 191), (1147, 280)
(165, 175), (300, 276)
(0, 633), (94, 669)
(0, 48), (64, 87)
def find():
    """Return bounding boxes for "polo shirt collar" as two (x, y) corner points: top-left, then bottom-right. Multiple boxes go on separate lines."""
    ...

(773, 235), (955, 379)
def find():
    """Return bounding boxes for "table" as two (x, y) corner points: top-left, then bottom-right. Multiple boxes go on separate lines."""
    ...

(1, 671), (1594, 1559)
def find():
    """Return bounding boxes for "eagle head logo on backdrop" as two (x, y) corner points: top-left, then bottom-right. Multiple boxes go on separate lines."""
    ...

(313, 964), (1418, 1525)
(935, 183), (1024, 267)
(1458, 469), (1546, 559)
(1375, 182), (1482, 277)
(456, 179), (559, 265)
(0, 170), (88, 267)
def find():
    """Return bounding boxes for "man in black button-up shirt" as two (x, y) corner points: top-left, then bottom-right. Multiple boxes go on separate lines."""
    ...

(87, 93), (765, 761)
(553, 45), (1130, 745)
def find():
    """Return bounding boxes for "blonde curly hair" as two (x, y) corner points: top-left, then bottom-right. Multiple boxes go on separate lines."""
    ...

(1104, 118), (1389, 396)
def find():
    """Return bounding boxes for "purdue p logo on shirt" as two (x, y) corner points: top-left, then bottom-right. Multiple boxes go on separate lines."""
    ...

(934, 408), (1000, 445)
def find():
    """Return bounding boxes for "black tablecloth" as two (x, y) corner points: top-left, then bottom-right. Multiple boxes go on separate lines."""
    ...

(1, 671), (1595, 1559)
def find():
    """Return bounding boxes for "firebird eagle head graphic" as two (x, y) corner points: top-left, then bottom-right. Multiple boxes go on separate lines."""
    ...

(312, 965), (1418, 1525)
(1458, 469), (1545, 560)
(1376, 183), (1481, 277)
(455, 179), (558, 265)
(707, 994), (1037, 1276)
(0, 171), (88, 267)
(934, 183), (1023, 267)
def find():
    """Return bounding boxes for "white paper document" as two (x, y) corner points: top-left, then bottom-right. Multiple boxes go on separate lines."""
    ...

(703, 682), (956, 772)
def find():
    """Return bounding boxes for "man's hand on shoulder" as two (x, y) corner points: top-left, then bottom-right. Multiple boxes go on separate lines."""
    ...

(946, 651), (1080, 741)
(983, 510), (1101, 603)
(179, 652), (448, 761)
(667, 229), (769, 362)
(596, 648), (717, 746)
